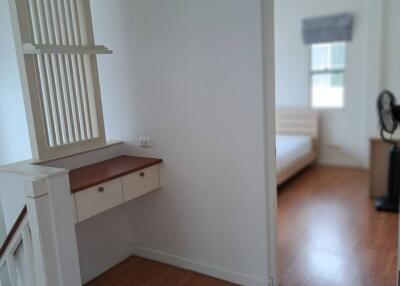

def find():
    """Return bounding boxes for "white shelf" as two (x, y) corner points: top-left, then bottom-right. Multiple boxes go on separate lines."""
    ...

(23, 43), (113, 55)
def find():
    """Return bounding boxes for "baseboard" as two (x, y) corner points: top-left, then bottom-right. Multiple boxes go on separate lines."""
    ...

(131, 244), (268, 286)
(319, 147), (363, 168)
(81, 245), (132, 284)
(80, 243), (269, 286)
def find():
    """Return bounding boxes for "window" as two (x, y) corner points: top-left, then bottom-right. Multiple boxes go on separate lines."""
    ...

(311, 42), (346, 109)
(9, 0), (112, 160)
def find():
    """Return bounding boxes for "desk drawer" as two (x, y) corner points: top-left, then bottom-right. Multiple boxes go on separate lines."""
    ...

(75, 178), (124, 222)
(122, 165), (160, 202)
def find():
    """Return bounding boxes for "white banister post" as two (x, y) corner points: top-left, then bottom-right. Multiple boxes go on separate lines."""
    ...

(44, 173), (81, 286)
(25, 174), (81, 286)
(25, 177), (58, 286)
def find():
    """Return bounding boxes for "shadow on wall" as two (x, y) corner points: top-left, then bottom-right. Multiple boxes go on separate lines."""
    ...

(0, 0), (31, 166)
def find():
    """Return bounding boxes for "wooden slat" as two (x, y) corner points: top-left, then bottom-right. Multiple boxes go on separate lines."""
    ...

(64, 0), (85, 141)
(75, 0), (88, 45)
(0, 207), (27, 259)
(31, 0), (57, 147)
(40, 0), (63, 145)
(71, 53), (87, 140)
(47, 0), (69, 145)
(59, 0), (80, 143)
(77, 55), (93, 139)
(80, 0), (106, 139)
(73, 0), (91, 139)
(27, 0), (51, 147)
(73, 0), (92, 139)
(276, 109), (319, 138)
(56, 0), (76, 143)
(51, 0), (71, 144)
(27, 0), (39, 44)
(69, 0), (88, 140)
(72, 0), (92, 138)
(52, 54), (69, 145)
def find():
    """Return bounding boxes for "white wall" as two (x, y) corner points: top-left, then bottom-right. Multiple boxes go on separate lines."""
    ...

(87, 1), (270, 284)
(275, 0), (400, 168)
(0, 0), (31, 165)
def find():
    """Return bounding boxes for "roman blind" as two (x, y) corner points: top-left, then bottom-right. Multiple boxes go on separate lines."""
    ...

(303, 13), (354, 45)
(9, 0), (112, 160)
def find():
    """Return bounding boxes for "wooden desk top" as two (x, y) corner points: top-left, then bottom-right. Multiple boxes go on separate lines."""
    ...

(69, 155), (162, 193)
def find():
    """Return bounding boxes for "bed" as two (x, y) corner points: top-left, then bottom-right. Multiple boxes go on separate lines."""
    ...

(276, 109), (319, 186)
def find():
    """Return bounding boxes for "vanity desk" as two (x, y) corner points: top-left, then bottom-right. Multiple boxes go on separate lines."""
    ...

(69, 155), (163, 222)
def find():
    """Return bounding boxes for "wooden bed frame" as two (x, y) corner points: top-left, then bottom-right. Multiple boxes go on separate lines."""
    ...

(276, 109), (319, 186)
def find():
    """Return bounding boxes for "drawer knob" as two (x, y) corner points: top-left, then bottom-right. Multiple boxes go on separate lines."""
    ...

(98, 186), (105, 192)
(139, 172), (145, 177)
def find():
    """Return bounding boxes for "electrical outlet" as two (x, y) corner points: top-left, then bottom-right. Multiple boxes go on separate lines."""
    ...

(138, 138), (152, 148)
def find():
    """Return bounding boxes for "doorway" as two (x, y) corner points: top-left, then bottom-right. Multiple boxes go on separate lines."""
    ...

(268, 0), (400, 285)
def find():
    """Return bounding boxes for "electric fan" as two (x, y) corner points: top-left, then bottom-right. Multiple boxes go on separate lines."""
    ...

(375, 90), (400, 212)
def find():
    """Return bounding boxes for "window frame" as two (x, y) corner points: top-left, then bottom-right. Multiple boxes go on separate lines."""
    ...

(309, 42), (347, 110)
(9, 0), (112, 161)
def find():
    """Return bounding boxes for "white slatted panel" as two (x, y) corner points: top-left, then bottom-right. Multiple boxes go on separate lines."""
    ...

(276, 109), (319, 138)
(9, 0), (111, 160)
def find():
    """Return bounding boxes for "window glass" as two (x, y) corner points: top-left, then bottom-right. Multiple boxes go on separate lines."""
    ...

(311, 42), (346, 108)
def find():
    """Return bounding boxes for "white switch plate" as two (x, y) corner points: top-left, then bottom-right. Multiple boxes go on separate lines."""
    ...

(138, 138), (152, 148)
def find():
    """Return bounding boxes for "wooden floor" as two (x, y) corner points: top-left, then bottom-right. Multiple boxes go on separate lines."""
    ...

(278, 166), (398, 286)
(85, 256), (236, 286)
(85, 166), (397, 286)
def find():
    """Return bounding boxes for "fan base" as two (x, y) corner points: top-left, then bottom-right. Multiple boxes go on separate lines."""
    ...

(375, 197), (399, 213)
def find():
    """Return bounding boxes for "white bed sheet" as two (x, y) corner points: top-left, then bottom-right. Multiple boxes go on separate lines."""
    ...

(276, 134), (313, 172)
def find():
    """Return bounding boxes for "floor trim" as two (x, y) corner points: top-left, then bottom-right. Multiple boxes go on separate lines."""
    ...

(81, 243), (269, 286)
(131, 244), (268, 286)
